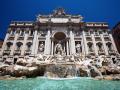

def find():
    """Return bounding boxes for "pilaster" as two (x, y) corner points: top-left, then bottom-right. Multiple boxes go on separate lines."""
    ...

(31, 30), (37, 55)
(10, 28), (19, 55)
(70, 30), (76, 54)
(82, 30), (88, 55)
(21, 29), (29, 55)
(44, 30), (51, 55)
(100, 33), (108, 55)
(91, 33), (98, 55)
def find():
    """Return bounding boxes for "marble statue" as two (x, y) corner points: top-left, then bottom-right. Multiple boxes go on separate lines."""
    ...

(54, 41), (63, 55)
(39, 42), (44, 52)
(75, 42), (82, 53)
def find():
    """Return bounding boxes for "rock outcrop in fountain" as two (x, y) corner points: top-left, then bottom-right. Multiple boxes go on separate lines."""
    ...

(0, 54), (120, 80)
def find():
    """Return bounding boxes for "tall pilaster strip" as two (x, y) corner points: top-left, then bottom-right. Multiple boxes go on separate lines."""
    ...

(21, 29), (28, 55)
(82, 30), (88, 55)
(31, 30), (37, 55)
(81, 35), (85, 55)
(100, 34), (108, 55)
(10, 28), (19, 55)
(66, 40), (69, 55)
(35, 34), (39, 55)
(44, 30), (51, 55)
(70, 30), (76, 54)
(91, 34), (98, 55)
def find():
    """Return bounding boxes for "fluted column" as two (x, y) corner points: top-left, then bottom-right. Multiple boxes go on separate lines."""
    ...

(82, 30), (88, 55)
(10, 29), (19, 55)
(66, 40), (69, 55)
(91, 33), (98, 55)
(100, 33), (108, 55)
(31, 30), (37, 55)
(81, 36), (85, 55)
(35, 33), (39, 55)
(44, 30), (51, 55)
(70, 30), (76, 54)
(51, 40), (54, 55)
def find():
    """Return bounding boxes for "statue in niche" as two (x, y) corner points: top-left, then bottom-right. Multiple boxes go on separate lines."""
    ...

(54, 41), (63, 55)
(75, 42), (82, 53)
(39, 42), (44, 53)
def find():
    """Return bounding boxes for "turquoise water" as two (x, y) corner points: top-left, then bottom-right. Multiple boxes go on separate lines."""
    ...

(0, 77), (120, 90)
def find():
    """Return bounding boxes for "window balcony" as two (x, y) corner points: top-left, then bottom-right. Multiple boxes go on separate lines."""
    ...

(85, 34), (90, 36)
(14, 50), (21, 55)
(98, 50), (105, 55)
(24, 50), (31, 55)
(27, 36), (33, 40)
(88, 52), (95, 55)
(108, 50), (116, 55)
(3, 50), (11, 55)
(94, 34), (100, 37)
(86, 37), (92, 41)
(103, 34), (109, 37)
(17, 36), (24, 40)
(8, 36), (15, 40)
(95, 37), (102, 41)
(104, 37), (111, 41)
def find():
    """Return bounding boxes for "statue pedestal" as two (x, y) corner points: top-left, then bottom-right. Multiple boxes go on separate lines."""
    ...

(56, 55), (65, 63)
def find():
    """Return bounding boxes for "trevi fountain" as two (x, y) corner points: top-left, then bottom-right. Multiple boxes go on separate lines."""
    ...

(0, 8), (120, 90)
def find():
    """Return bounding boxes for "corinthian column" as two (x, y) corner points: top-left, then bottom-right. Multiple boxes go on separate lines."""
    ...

(31, 30), (37, 55)
(10, 28), (19, 55)
(21, 29), (29, 55)
(66, 40), (69, 55)
(70, 30), (76, 55)
(44, 30), (51, 55)
(100, 33), (108, 55)
(91, 33), (98, 55)
(81, 36), (85, 55)
(82, 30), (88, 55)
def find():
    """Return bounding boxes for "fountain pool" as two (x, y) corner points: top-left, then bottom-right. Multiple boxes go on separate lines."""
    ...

(0, 77), (120, 90)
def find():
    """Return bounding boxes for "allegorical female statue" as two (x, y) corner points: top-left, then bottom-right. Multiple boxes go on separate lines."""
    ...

(75, 42), (82, 53)
(39, 42), (44, 52)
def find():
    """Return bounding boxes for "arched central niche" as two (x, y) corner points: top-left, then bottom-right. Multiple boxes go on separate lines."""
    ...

(53, 32), (67, 55)
(54, 32), (66, 40)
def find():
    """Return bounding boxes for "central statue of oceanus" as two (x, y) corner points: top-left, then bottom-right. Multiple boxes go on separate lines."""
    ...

(54, 41), (63, 55)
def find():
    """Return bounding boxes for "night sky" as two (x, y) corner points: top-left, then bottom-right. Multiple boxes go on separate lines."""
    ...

(0, 0), (120, 39)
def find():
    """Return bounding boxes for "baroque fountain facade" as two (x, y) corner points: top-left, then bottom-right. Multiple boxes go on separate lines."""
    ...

(0, 8), (120, 79)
